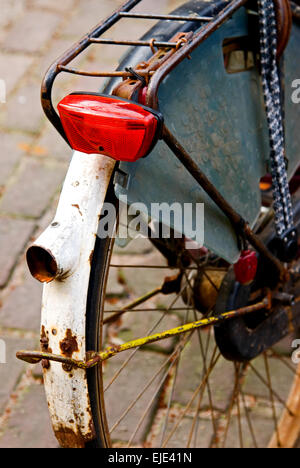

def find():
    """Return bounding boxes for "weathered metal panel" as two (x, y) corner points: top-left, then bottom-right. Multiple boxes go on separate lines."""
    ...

(115, 9), (300, 263)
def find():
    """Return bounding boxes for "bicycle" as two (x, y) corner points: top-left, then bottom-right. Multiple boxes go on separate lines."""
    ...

(17, 0), (300, 448)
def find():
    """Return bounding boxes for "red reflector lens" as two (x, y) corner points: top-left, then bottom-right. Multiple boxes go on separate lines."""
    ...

(58, 94), (161, 162)
(234, 250), (258, 285)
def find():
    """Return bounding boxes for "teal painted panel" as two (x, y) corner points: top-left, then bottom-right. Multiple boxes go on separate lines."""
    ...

(115, 8), (300, 263)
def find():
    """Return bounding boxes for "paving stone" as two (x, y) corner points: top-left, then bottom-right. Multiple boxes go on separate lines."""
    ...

(111, 249), (172, 297)
(173, 331), (235, 412)
(2, 11), (61, 54)
(0, 263), (42, 332)
(32, 0), (75, 13)
(103, 350), (166, 444)
(33, 37), (74, 81)
(0, 79), (46, 133)
(0, 158), (66, 218)
(0, 53), (34, 96)
(0, 0), (26, 29)
(244, 354), (295, 402)
(0, 217), (35, 288)
(0, 132), (33, 187)
(0, 336), (37, 415)
(36, 123), (73, 162)
(0, 384), (59, 448)
(221, 415), (276, 449)
(63, 0), (124, 39)
(147, 410), (213, 448)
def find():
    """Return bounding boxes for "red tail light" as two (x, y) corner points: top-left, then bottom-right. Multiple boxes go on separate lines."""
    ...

(58, 93), (163, 162)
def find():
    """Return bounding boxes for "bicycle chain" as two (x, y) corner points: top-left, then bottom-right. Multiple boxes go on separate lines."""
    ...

(257, 0), (297, 260)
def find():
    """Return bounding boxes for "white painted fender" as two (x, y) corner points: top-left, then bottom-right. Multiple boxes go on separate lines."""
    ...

(37, 151), (115, 448)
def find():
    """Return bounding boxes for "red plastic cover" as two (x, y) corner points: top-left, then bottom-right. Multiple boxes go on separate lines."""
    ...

(58, 94), (160, 162)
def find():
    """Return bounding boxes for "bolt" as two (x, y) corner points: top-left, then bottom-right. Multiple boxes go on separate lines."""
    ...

(62, 363), (74, 373)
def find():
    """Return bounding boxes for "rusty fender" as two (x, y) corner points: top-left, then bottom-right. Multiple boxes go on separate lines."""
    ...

(27, 151), (115, 447)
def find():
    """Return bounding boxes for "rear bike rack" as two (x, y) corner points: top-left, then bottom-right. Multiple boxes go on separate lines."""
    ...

(42, 0), (295, 144)
(41, 0), (290, 289)
(42, 0), (247, 143)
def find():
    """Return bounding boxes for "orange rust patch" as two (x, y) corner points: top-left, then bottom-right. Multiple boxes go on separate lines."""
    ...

(54, 426), (86, 449)
(59, 329), (79, 358)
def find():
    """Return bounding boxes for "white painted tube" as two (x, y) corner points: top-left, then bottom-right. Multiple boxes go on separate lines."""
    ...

(27, 151), (116, 283)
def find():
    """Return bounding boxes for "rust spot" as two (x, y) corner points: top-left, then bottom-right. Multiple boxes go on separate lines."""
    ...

(40, 326), (49, 352)
(72, 204), (83, 217)
(54, 426), (86, 449)
(40, 326), (52, 370)
(42, 359), (51, 370)
(59, 329), (79, 358)
(110, 344), (122, 354)
(54, 422), (96, 448)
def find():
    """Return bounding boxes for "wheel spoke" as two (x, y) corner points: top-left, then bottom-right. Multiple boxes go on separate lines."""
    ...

(269, 349), (300, 377)
(235, 364), (244, 448)
(109, 332), (192, 434)
(264, 353), (280, 448)
(161, 347), (221, 448)
(221, 363), (240, 448)
(104, 287), (163, 325)
(241, 390), (258, 448)
(248, 362), (294, 417)
(104, 280), (189, 392)
(126, 338), (189, 448)
(186, 310), (218, 448)
(104, 307), (194, 314)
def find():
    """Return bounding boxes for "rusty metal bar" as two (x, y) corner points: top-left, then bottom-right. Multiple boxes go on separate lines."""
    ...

(57, 65), (154, 78)
(89, 38), (178, 48)
(119, 12), (213, 21)
(162, 125), (286, 280)
(103, 286), (163, 325)
(16, 294), (271, 369)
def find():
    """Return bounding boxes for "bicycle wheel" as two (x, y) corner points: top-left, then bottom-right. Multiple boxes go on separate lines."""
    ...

(86, 182), (300, 448)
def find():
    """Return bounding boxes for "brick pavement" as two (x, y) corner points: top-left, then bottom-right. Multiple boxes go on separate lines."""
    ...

(0, 0), (299, 449)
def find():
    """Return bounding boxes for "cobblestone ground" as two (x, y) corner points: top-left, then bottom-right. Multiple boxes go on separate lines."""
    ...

(0, 0), (299, 449)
